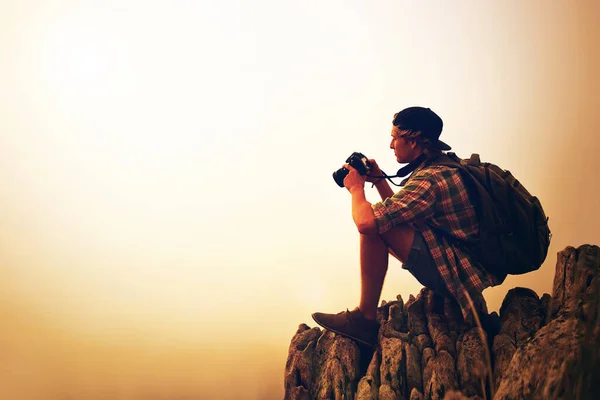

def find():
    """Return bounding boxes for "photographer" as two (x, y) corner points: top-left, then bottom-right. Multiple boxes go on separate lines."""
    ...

(312, 107), (502, 347)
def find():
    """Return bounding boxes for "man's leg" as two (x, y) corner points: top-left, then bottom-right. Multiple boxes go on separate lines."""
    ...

(359, 225), (415, 320)
(312, 224), (415, 346)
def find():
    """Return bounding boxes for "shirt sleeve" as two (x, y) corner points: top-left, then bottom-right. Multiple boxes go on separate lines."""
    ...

(371, 171), (436, 234)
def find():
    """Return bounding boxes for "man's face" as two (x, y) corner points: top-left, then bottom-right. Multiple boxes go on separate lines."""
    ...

(390, 126), (420, 163)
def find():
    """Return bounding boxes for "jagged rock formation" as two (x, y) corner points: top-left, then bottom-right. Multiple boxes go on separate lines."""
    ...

(284, 245), (600, 399)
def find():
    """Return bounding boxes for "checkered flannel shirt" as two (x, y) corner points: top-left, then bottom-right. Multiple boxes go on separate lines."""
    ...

(371, 161), (501, 320)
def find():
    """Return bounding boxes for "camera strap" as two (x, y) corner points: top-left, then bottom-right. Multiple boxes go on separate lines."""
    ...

(374, 153), (427, 187)
(394, 153), (427, 180)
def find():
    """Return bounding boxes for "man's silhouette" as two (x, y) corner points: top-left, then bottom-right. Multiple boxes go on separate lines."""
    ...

(312, 107), (501, 346)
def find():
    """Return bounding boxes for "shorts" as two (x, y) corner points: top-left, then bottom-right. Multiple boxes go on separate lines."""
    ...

(402, 230), (450, 296)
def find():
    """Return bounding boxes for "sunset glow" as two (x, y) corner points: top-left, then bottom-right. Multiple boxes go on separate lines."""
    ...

(1, 1), (599, 399)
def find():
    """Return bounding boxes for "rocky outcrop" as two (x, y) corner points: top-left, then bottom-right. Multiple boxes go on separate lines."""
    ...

(494, 245), (600, 399)
(284, 245), (600, 399)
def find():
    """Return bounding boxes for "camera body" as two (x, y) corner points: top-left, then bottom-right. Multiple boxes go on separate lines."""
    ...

(333, 152), (372, 187)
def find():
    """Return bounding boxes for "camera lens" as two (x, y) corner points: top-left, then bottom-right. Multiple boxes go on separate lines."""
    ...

(332, 167), (349, 187)
(332, 152), (370, 188)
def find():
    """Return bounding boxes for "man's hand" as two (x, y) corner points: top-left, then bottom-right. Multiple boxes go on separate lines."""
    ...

(343, 164), (366, 193)
(343, 163), (378, 234)
(365, 159), (384, 183)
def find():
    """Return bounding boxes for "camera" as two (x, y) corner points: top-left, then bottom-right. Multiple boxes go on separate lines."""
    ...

(333, 152), (372, 187)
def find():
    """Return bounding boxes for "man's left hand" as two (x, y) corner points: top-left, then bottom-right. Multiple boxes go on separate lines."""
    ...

(343, 164), (366, 193)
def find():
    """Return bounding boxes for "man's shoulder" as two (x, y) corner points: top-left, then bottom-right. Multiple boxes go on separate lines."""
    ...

(413, 163), (460, 179)
(408, 163), (468, 192)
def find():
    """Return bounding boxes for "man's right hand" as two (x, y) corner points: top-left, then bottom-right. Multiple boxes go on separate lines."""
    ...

(366, 159), (384, 183)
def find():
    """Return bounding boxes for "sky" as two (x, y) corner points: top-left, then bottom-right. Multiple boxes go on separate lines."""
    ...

(1, 1), (599, 399)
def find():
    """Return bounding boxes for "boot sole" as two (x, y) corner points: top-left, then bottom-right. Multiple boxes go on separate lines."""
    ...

(311, 313), (378, 348)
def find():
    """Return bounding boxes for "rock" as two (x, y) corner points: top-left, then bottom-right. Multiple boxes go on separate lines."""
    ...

(283, 244), (600, 399)
(494, 317), (581, 399)
(495, 244), (600, 399)
(540, 293), (552, 325)
(405, 342), (423, 396)
(378, 384), (396, 400)
(551, 245), (600, 316)
(388, 302), (405, 332)
(456, 328), (489, 398)
(498, 287), (545, 347)
(425, 291), (457, 358)
(355, 350), (381, 400)
(379, 336), (406, 398)
(407, 289), (428, 335)
(492, 287), (546, 388)
(444, 390), (470, 399)
(421, 347), (435, 370)
(284, 324), (321, 399)
(409, 387), (424, 400)
(423, 350), (458, 400)
(284, 326), (361, 400)
(312, 331), (361, 399)
(483, 311), (501, 345)
(414, 333), (432, 353)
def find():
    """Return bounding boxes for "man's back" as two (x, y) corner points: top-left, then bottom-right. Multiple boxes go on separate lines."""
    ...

(372, 157), (502, 320)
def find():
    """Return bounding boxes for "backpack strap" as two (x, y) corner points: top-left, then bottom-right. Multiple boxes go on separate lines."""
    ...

(429, 152), (468, 169)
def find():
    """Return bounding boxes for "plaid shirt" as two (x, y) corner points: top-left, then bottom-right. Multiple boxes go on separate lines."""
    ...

(371, 161), (501, 320)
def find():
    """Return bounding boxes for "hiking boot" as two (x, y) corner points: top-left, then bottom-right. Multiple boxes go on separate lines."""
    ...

(311, 307), (381, 347)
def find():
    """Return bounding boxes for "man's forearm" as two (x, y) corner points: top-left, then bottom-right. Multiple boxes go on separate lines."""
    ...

(350, 187), (378, 235)
(374, 179), (394, 200)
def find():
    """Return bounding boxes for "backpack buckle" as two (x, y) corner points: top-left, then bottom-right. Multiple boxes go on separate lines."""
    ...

(466, 154), (481, 166)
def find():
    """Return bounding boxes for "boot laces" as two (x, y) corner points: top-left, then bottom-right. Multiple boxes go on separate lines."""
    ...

(343, 308), (359, 324)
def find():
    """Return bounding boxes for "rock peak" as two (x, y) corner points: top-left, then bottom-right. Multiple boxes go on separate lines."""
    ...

(284, 244), (600, 399)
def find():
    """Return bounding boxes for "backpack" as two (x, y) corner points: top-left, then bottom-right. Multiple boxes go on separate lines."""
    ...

(434, 152), (551, 277)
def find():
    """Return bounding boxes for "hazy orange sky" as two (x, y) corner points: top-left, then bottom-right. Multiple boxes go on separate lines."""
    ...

(1, 1), (599, 399)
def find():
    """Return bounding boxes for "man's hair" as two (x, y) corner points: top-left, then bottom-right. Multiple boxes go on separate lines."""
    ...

(392, 107), (448, 155)
(394, 121), (442, 157)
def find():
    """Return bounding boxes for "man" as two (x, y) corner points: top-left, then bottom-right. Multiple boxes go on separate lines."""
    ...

(312, 106), (501, 347)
